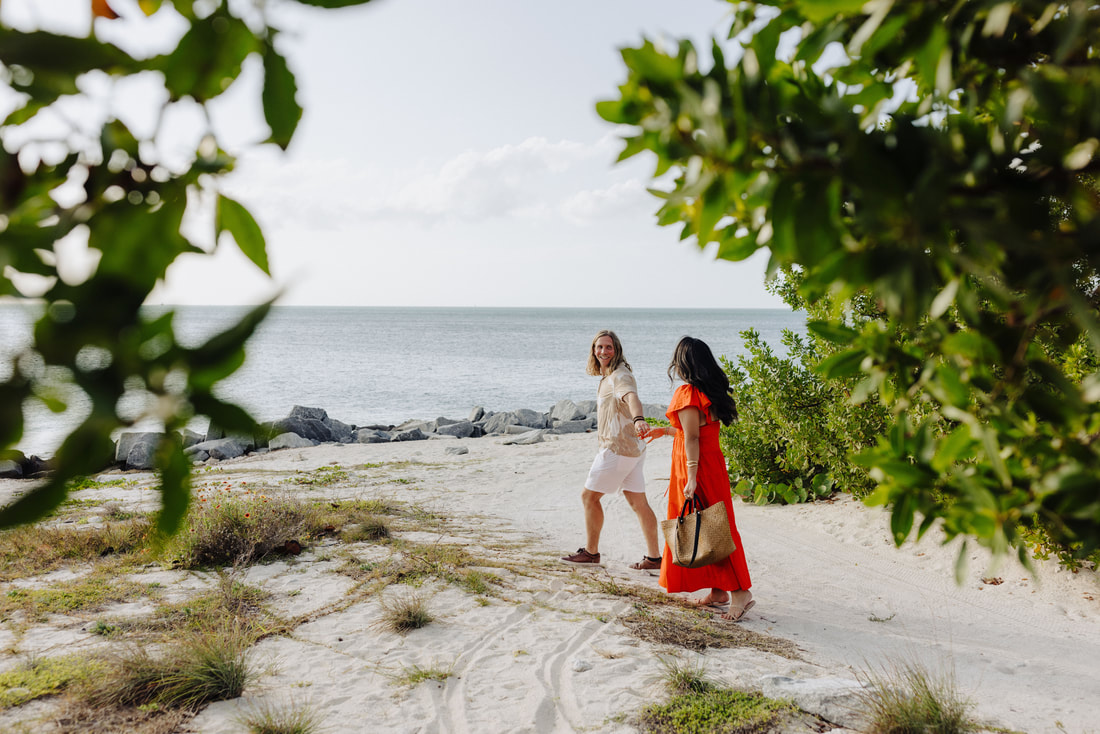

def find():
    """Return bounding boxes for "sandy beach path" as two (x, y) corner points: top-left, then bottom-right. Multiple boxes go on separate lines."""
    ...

(2, 432), (1098, 733)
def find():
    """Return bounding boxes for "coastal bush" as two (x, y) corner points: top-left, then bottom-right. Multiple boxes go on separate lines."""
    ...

(601, 1), (1100, 571)
(0, 0), (373, 537)
(87, 621), (255, 710)
(637, 688), (794, 734)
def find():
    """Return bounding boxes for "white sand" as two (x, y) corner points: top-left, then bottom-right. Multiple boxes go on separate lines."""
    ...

(2, 432), (1099, 733)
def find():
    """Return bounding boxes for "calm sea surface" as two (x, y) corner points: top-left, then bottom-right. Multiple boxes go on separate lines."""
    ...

(1, 305), (806, 455)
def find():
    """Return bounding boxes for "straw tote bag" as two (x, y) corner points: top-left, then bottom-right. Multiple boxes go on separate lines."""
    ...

(660, 494), (737, 568)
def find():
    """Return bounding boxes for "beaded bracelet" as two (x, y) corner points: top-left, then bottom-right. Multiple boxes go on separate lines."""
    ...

(632, 416), (646, 423)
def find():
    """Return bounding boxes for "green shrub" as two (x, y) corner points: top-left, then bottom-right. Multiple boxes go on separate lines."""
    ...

(0, 655), (105, 708)
(638, 688), (793, 734)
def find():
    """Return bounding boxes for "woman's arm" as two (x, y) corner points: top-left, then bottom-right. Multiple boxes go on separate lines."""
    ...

(677, 406), (702, 499)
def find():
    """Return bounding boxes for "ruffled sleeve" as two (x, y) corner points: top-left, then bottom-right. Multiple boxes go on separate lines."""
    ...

(666, 385), (712, 428)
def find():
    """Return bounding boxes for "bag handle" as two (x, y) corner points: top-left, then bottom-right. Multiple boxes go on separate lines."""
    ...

(676, 495), (705, 566)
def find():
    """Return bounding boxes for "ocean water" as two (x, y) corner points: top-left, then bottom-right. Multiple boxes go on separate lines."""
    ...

(1, 305), (806, 455)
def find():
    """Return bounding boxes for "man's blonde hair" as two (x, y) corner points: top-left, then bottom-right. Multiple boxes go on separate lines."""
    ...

(586, 329), (631, 376)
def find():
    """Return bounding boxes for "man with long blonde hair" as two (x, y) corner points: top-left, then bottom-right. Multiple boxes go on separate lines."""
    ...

(561, 330), (662, 570)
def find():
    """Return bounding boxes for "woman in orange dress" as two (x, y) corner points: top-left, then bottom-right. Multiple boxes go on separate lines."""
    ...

(650, 336), (754, 621)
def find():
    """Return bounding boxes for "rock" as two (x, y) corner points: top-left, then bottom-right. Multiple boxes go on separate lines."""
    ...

(481, 412), (517, 434)
(270, 416), (332, 443)
(115, 432), (161, 464)
(22, 455), (53, 476)
(513, 408), (549, 429)
(391, 428), (428, 442)
(501, 429), (545, 446)
(393, 418), (430, 432)
(358, 423), (394, 431)
(570, 658), (592, 673)
(269, 432), (316, 450)
(289, 405), (329, 423)
(548, 419), (592, 434)
(643, 403), (668, 420)
(327, 419), (355, 444)
(0, 460), (22, 478)
(445, 446), (469, 456)
(189, 450), (209, 463)
(126, 440), (158, 471)
(468, 406), (485, 422)
(575, 400), (596, 414)
(205, 422), (225, 442)
(549, 399), (585, 422)
(758, 675), (868, 730)
(179, 428), (204, 449)
(355, 428), (391, 444)
(436, 420), (480, 438)
(186, 437), (251, 462)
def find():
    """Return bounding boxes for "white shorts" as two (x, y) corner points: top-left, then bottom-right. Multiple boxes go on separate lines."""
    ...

(585, 447), (646, 494)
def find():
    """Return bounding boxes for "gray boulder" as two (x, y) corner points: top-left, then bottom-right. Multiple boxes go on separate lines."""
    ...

(643, 403), (669, 420)
(0, 460), (22, 478)
(126, 441), (158, 471)
(445, 446), (469, 456)
(575, 400), (596, 414)
(289, 405), (328, 422)
(468, 406), (485, 422)
(269, 432), (316, 450)
(758, 675), (868, 730)
(115, 432), (161, 464)
(179, 428), (204, 449)
(549, 399), (585, 422)
(391, 428), (428, 442)
(355, 428), (391, 444)
(327, 419), (355, 444)
(270, 416), (332, 443)
(481, 412), (517, 434)
(189, 450), (210, 463)
(436, 420), (480, 438)
(186, 437), (251, 461)
(501, 429), (545, 446)
(205, 422), (225, 442)
(549, 419), (592, 434)
(513, 408), (549, 429)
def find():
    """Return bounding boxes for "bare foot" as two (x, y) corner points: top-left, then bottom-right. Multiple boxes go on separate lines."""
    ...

(721, 592), (755, 622)
(691, 591), (730, 608)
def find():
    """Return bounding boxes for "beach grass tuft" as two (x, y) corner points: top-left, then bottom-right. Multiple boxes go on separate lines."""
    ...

(0, 654), (106, 708)
(857, 659), (979, 734)
(0, 519), (150, 580)
(656, 655), (714, 695)
(87, 620), (256, 710)
(236, 698), (323, 734)
(340, 515), (390, 542)
(388, 661), (454, 687)
(619, 605), (801, 659)
(376, 591), (433, 633)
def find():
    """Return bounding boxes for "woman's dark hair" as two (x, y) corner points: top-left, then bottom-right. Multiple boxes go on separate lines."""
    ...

(668, 336), (737, 425)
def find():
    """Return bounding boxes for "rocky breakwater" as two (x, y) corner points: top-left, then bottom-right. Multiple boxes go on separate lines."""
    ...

(100, 399), (669, 472)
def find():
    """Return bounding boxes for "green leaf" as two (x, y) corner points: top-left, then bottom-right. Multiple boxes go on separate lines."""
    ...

(262, 42), (302, 150)
(154, 435), (191, 537)
(890, 492), (915, 545)
(954, 540), (969, 584)
(815, 348), (865, 378)
(216, 195), (270, 275)
(187, 300), (273, 391)
(290, 0), (375, 6)
(807, 320), (859, 344)
(0, 29), (134, 75)
(159, 10), (258, 102)
(797, 0), (868, 24)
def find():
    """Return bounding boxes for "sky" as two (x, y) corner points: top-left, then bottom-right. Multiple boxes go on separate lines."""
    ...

(5, 0), (787, 310)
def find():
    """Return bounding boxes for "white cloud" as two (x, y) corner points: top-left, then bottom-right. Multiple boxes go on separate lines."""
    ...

(559, 179), (653, 226)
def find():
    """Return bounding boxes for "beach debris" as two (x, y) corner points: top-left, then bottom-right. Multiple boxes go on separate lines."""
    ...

(982, 577), (1004, 585)
(571, 658), (593, 673)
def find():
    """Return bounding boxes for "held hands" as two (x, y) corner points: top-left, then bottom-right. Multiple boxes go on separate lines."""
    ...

(633, 418), (651, 439)
(644, 425), (673, 443)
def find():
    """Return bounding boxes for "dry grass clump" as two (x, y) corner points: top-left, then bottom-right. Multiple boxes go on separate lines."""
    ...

(375, 592), (433, 633)
(161, 490), (403, 569)
(656, 655), (715, 695)
(236, 698), (322, 734)
(51, 701), (192, 734)
(0, 519), (150, 581)
(1, 565), (154, 622)
(340, 515), (390, 542)
(131, 576), (276, 638)
(857, 660), (979, 734)
(85, 620), (256, 710)
(619, 605), (801, 659)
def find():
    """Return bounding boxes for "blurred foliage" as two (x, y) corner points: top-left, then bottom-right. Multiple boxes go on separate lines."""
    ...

(0, 0), (370, 534)
(601, 1), (1100, 574)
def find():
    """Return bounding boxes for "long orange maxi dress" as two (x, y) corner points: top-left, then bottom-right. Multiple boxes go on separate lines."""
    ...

(658, 384), (752, 594)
